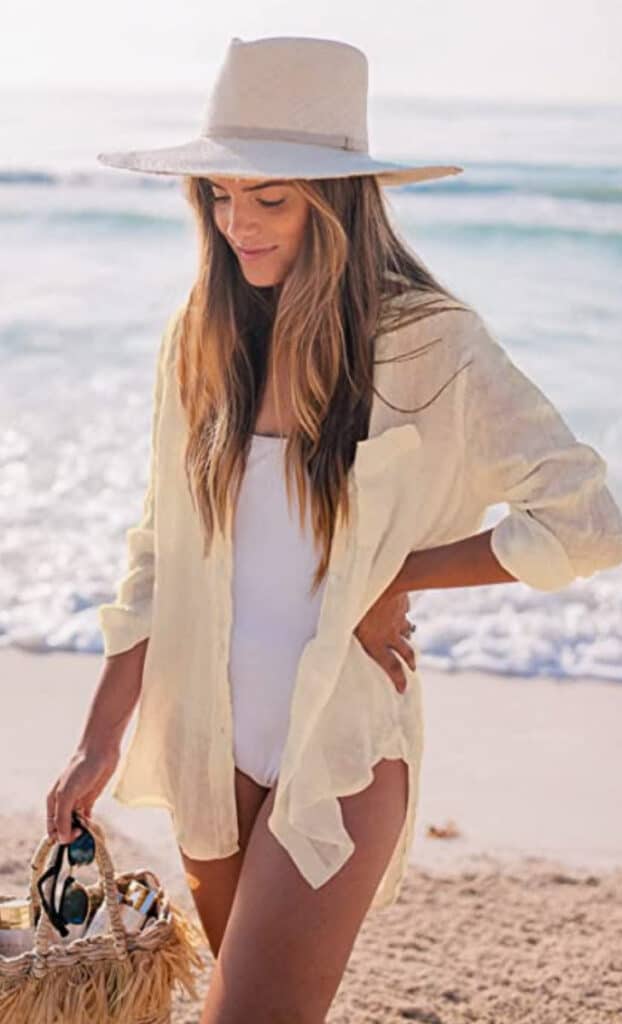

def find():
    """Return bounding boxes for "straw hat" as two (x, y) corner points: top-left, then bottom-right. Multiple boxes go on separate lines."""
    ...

(96, 35), (463, 187)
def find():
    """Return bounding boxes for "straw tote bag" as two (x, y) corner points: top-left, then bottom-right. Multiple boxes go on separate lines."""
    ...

(0, 816), (206, 1024)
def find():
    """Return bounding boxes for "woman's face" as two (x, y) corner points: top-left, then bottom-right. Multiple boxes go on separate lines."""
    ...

(208, 176), (311, 287)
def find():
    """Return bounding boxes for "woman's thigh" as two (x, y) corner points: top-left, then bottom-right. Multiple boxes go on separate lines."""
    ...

(178, 766), (271, 958)
(200, 756), (409, 1024)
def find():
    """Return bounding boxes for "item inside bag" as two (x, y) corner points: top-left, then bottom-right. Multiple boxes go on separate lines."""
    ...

(86, 877), (159, 937)
(0, 897), (35, 958)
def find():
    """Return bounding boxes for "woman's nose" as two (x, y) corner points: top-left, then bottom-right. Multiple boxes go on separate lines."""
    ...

(224, 201), (259, 242)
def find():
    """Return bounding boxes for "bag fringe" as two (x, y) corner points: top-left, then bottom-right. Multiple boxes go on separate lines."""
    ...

(0, 901), (206, 1024)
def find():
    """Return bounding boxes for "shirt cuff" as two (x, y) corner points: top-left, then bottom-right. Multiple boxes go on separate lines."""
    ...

(97, 603), (151, 658)
(489, 507), (578, 591)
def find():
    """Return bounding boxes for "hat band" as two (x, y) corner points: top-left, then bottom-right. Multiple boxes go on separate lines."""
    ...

(201, 123), (368, 153)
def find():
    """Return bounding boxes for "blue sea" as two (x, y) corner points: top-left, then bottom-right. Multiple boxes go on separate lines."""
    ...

(1, 88), (621, 680)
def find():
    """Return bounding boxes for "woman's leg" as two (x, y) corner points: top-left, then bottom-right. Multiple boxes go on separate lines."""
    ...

(178, 766), (271, 958)
(200, 756), (409, 1024)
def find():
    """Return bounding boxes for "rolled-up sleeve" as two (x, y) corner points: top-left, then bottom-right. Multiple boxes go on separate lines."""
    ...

(462, 313), (622, 591)
(97, 305), (183, 656)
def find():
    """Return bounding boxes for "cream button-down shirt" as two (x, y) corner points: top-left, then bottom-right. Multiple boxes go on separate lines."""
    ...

(98, 297), (622, 911)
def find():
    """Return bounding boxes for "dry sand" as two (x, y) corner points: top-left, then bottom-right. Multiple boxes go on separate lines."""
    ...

(1, 648), (621, 1021)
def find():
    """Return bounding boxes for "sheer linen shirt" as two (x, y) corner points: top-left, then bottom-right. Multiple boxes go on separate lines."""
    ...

(98, 298), (622, 911)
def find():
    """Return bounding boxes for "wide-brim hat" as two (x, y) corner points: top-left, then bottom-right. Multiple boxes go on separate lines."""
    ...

(96, 36), (463, 188)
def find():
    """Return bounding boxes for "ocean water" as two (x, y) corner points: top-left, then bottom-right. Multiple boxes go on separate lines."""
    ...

(1, 89), (621, 680)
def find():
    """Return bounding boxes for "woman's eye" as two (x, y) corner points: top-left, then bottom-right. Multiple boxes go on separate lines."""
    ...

(212, 195), (285, 208)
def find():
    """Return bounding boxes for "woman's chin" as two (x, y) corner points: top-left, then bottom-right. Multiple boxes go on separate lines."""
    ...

(241, 268), (284, 288)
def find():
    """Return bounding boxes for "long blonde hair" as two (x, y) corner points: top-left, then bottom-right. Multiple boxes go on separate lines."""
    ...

(177, 173), (468, 592)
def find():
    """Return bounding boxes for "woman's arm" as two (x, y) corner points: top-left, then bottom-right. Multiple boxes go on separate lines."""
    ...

(392, 312), (622, 597)
(386, 528), (516, 597)
(458, 313), (622, 590)
(78, 639), (148, 752)
(47, 641), (149, 844)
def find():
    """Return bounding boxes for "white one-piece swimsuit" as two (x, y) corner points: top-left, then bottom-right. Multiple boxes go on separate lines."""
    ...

(229, 433), (328, 788)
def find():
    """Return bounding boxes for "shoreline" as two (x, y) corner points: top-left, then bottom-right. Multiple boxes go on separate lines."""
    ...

(2, 645), (621, 875)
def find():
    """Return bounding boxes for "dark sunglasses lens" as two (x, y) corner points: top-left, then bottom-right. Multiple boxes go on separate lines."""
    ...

(61, 884), (89, 925)
(68, 829), (95, 865)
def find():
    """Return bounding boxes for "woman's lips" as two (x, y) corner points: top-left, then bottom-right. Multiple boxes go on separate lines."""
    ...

(237, 245), (277, 261)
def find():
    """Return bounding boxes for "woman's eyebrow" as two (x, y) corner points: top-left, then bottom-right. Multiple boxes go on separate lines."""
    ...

(206, 178), (289, 192)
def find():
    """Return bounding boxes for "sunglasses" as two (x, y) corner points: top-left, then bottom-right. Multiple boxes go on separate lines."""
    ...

(37, 811), (96, 938)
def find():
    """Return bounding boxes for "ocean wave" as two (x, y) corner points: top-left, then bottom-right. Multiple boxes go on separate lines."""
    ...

(1, 161), (621, 204)
(415, 179), (622, 204)
(0, 207), (180, 230)
(419, 221), (622, 244)
(0, 167), (177, 188)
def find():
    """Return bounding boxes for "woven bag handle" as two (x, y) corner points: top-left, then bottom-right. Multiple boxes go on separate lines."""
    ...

(29, 813), (130, 960)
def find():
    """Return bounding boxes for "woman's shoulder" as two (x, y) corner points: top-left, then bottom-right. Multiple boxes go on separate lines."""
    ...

(377, 286), (489, 377)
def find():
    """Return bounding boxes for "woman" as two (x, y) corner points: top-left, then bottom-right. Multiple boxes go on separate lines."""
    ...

(45, 36), (622, 1023)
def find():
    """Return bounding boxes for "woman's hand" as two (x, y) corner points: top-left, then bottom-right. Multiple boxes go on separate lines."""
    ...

(46, 744), (121, 845)
(353, 583), (416, 693)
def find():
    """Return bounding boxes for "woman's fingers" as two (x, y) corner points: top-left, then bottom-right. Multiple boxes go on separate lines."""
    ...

(392, 634), (416, 673)
(353, 597), (417, 693)
(55, 786), (80, 844)
(375, 647), (407, 692)
(55, 763), (93, 843)
(46, 782), (59, 841)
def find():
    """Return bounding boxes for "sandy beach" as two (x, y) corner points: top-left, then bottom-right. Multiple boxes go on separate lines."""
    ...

(1, 647), (621, 1021)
